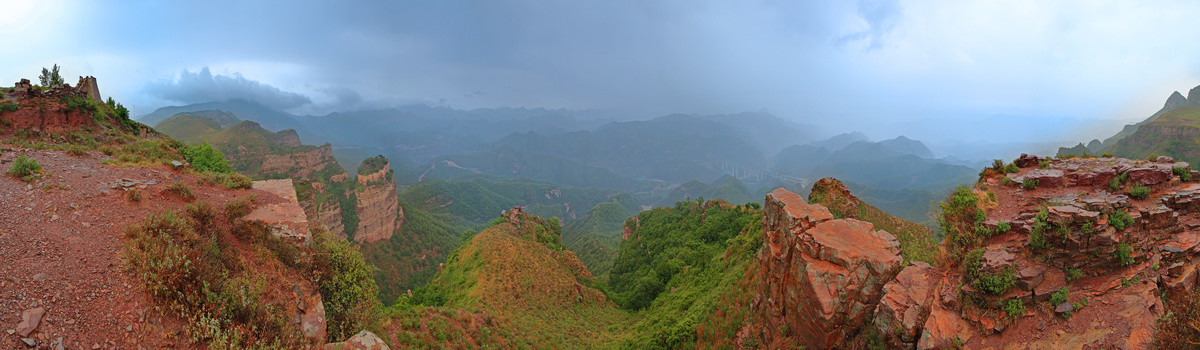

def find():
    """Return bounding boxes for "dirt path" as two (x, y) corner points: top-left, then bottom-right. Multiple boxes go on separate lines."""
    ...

(0, 147), (270, 349)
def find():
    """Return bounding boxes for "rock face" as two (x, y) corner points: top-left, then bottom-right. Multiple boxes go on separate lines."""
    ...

(323, 330), (391, 350)
(0, 83), (98, 132)
(259, 143), (339, 179)
(874, 262), (937, 348)
(246, 179), (312, 247)
(354, 157), (400, 243)
(756, 188), (904, 349)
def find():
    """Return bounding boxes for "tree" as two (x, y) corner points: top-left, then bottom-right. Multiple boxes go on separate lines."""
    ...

(38, 64), (64, 87)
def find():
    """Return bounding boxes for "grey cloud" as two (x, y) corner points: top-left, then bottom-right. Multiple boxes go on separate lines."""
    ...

(836, 0), (901, 49)
(143, 67), (312, 110)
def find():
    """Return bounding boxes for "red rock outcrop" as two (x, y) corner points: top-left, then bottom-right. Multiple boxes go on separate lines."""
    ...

(246, 179), (312, 247)
(756, 188), (904, 349)
(354, 157), (400, 243)
(874, 261), (938, 348)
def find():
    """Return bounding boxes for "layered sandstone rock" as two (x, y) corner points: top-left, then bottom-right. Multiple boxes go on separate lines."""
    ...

(756, 188), (904, 349)
(246, 179), (312, 247)
(354, 157), (400, 243)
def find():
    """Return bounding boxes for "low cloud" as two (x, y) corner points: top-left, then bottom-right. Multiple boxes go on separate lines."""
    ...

(144, 67), (311, 110)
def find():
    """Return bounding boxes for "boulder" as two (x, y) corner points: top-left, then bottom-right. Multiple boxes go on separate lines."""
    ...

(1046, 205), (1100, 226)
(1128, 167), (1171, 185)
(1025, 169), (1064, 188)
(917, 307), (974, 350)
(1077, 192), (1130, 214)
(1156, 156), (1176, 164)
(1015, 154), (1041, 168)
(323, 330), (390, 350)
(1074, 166), (1117, 186)
(756, 188), (903, 349)
(874, 262), (937, 348)
(1161, 187), (1200, 212)
(1141, 205), (1178, 230)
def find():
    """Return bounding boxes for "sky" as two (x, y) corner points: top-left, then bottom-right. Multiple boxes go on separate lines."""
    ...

(3, 0), (1200, 144)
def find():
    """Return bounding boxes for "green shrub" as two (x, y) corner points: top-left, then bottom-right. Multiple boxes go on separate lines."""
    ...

(996, 221), (1011, 233)
(1148, 154), (1161, 162)
(1004, 299), (1025, 319)
(1001, 177), (1013, 186)
(1039, 160), (1050, 169)
(991, 159), (1005, 171)
(126, 189), (142, 202)
(1116, 243), (1134, 266)
(312, 231), (381, 341)
(1174, 166), (1192, 182)
(0, 101), (17, 113)
(1110, 210), (1133, 230)
(7, 155), (42, 181)
(199, 171), (253, 189)
(124, 210), (310, 348)
(185, 202), (218, 237)
(973, 267), (1016, 295)
(1004, 163), (1019, 174)
(166, 182), (195, 201)
(224, 196), (256, 220)
(183, 142), (231, 173)
(1101, 153), (1113, 158)
(1152, 290), (1200, 347)
(1066, 268), (1083, 282)
(1050, 286), (1069, 306)
(1130, 184), (1150, 199)
(937, 186), (986, 254)
(1022, 179), (1038, 190)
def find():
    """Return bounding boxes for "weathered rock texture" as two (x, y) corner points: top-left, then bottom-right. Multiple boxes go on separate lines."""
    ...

(756, 188), (904, 349)
(323, 330), (391, 349)
(354, 157), (400, 243)
(246, 179), (312, 247)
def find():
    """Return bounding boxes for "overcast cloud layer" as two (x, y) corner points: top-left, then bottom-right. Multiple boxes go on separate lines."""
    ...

(3, 0), (1200, 143)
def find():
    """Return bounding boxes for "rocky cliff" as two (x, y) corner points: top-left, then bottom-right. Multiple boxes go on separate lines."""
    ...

(755, 188), (904, 348)
(755, 154), (1200, 349)
(354, 156), (400, 243)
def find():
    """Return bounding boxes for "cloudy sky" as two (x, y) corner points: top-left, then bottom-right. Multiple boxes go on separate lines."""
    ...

(3, 0), (1200, 143)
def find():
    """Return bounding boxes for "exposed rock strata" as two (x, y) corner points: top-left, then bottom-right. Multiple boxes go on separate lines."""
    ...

(354, 157), (400, 243)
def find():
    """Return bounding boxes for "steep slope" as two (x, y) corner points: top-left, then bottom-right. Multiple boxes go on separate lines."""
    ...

(0, 79), (378, 347)
(561, 194), (643, 278)
(353, 155), (400, 243)
(405, 208), (632, 348)
(1103, 106), (1200, 165)
(609, 199), (765, 349)
(155, 114), (358, 238)
(1101, 89), (1190, 147)
(808, 177), (938, 263)
(750, 155), (1200, 349)
(360, 202), (459, 305)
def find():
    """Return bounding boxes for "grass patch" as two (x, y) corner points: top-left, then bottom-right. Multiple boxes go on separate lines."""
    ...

(198, 171), (253, 189)
(6, 155), (42, 181)
(123, 211), (312, 348)
(166, 182), (195, 201)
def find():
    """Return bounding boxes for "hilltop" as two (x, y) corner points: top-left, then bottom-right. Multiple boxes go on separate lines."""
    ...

(0, 76), (380, 347)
